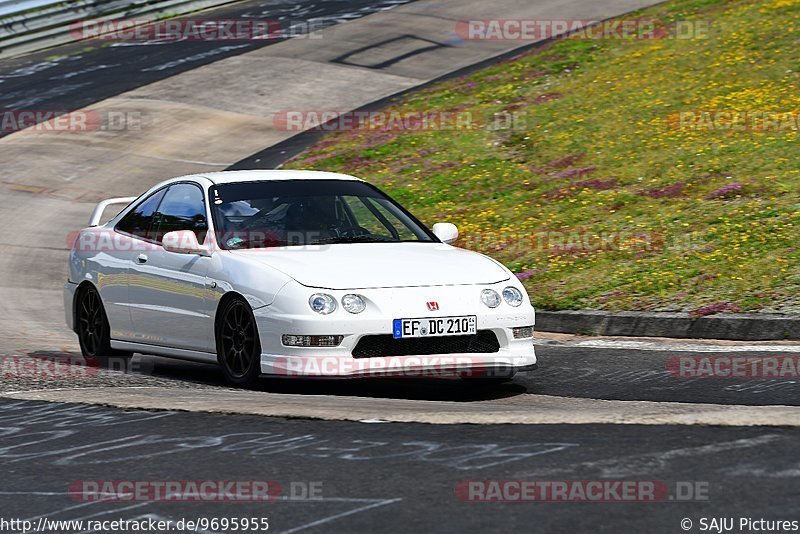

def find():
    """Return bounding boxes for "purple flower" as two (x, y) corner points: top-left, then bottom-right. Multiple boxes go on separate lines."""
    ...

(515, 269), (535, 280)
(690, 301), (741, 319)
(574, 178), (617, 190)
(546, 154), (584, 168)
(707, 182), (743, 199)
(640, 182), (685, 198)
(553, 166), (596, 180)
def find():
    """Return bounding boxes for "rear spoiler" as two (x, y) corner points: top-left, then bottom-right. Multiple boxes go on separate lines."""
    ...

(88, 197), (137, 227)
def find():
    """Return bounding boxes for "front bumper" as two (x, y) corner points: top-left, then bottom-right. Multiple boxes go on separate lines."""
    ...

(260, 351), (537, 378)
(253, 282), (537, 378)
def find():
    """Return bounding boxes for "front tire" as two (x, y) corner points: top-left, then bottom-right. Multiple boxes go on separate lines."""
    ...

(76, 285), (131, 367)
(217, 297), (262, 388)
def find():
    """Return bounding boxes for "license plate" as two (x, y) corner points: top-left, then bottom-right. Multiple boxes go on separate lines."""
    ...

(392, 316), (477, 339)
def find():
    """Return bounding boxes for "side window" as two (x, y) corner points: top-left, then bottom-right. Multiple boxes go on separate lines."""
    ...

(151, 183), (208, 244)
(115, 189), (166, 241)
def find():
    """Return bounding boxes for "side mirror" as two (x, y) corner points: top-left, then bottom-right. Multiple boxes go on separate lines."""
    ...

(162, 230), (210, 256)
(432, 222), (459, 245)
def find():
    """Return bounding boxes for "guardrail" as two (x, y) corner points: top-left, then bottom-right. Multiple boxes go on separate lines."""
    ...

(0, 0), (242, 58)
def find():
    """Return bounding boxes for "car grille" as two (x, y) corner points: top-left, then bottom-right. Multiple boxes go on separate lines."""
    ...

(352, 330), (500, 358)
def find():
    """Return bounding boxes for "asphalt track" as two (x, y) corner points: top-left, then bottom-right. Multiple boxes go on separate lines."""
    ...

(1, 0), (798, 529)
(0, 0), (415, 138)
(0, 399), (798, 533)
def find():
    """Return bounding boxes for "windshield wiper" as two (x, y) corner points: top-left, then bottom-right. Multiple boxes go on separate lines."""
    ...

(226, 237), (288, 249)
(309, 235), (395, 245)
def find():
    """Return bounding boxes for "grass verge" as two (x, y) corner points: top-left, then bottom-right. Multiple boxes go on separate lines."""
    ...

(286, 0), (800, 314)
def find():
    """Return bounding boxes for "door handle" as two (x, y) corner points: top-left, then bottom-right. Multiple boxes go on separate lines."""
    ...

(137, 254), (148, 264)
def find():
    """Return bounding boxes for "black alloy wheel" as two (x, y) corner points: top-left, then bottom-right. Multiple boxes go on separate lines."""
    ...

(217, 298), (262, 388)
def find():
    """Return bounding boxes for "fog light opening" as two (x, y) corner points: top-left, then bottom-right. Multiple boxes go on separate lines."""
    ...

(512, 326), (534, 339)
(282, 334), (344, 347)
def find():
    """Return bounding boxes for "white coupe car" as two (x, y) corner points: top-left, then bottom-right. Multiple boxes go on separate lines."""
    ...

(65, 170), (537, 387)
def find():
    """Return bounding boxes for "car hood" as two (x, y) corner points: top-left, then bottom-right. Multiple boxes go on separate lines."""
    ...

(233, 242), (510, 290)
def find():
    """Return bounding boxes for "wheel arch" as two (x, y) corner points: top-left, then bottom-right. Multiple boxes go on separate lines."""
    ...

(213, 291), (253, 344)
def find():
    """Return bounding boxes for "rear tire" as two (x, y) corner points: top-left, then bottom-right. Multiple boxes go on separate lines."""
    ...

(76, 285), (132, 367)
(217, 297), (262, 388)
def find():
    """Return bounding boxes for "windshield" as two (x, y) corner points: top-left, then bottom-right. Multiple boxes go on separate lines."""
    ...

(209, 179), (437, 249)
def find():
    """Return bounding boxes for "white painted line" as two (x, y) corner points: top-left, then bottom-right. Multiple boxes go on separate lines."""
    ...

(280, 498), (403, 534)
(539, 339), (800, 353)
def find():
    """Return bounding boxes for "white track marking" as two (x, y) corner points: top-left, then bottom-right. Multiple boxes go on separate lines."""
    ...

(515, 434), (784, 478)
(538, 338), (800, 353)
(723, 464), (800, 478)
(280, 498), (403, 534)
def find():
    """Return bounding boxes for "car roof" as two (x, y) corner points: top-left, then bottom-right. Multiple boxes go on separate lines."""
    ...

(195, 169), (364, 185)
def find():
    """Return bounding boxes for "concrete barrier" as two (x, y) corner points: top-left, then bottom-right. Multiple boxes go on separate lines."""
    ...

(0, 0), (242, 58)
(536, 311), (800, 341)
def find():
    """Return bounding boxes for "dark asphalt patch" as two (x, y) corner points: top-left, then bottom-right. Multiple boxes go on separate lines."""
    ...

(523, 345), (800, 406)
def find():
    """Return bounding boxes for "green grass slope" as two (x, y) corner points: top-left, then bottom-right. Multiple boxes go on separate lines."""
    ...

(286, 0), (800, 314)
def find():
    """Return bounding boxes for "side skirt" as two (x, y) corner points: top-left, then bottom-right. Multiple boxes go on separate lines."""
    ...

(111, 340), (219, 365)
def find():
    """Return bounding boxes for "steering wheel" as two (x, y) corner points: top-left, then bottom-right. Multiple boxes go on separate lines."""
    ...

(240, 211), (282, 231)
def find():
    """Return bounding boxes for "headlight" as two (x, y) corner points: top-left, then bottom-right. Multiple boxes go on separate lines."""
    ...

(502, 287), (524, 307)
(309, 293), (336, 314)
(480, 289), (501, 308)
(342, 294), (366, 314)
